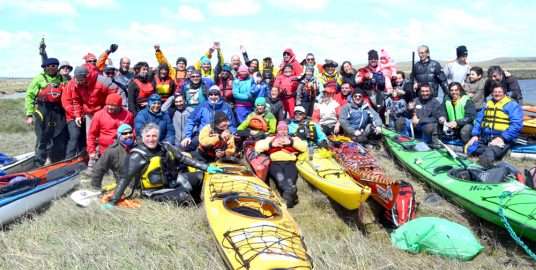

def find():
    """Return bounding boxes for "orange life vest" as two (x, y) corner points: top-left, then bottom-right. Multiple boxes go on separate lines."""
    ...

(134, 79), (154, 104)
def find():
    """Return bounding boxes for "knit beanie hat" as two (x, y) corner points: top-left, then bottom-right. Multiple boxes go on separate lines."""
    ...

(255, 97), (266, 106)
(238, 65), (249, 74)
(222, 63), (232, 72)
(74, 65), (89, 79)
(176, 57), (187, 65)
(208, 85), (221, 95)
(117, 124), (133, 138)
(105, 93), (123, 106)
(368, 50), (379, 60)
(277, 121), (288, 133)
(83, 53), (97, 61)
(456, 45), (468, 57)
(200, 55), (211, 64)
(148, 94), (162, 106)
(42, 57), (60, 68)
(213, 111), (228, 125)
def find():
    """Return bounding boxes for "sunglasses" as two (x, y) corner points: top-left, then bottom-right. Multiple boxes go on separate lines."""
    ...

(87, 60), (97, 63)
(295, 111), (306, 115)
(191, 75), (201, 78)
(353, 94), (363, 98)
(208, 93), (220, 96)
(306, 58), (315, 61)
(121, 131), (133, 135)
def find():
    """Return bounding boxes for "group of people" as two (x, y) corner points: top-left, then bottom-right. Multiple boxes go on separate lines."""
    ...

(25, 40), (525, 207)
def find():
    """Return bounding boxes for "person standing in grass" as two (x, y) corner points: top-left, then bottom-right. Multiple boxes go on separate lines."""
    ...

(103, 123), (223, 208)
(25, 57), (68, 166)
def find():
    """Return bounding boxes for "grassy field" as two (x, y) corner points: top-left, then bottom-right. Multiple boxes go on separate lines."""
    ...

(0, 98), (535, 269)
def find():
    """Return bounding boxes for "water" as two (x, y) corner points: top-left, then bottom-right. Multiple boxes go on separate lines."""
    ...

(520, 79), (536, 105)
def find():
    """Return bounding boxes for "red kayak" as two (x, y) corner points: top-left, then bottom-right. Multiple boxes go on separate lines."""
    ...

(330, 137), (416, 227)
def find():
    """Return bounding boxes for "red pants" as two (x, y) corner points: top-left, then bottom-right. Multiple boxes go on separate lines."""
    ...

(281, 96), (296, 118)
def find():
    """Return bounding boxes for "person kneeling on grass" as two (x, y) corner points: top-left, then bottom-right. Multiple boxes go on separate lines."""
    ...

(91, 124), (135, 189)
(255, 121), (307, 208)
(103, 123), (223, 208)
(465, 82), (523, 168)
(195, 111), (236, 163)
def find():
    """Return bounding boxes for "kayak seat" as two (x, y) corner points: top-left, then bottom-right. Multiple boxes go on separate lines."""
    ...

(223, 195), (281, 219)
(448, 167), (509, 184)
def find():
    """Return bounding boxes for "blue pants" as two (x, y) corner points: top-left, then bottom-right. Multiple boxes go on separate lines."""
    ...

(235, 106), (252, 123)
(401, 119), (435, 143)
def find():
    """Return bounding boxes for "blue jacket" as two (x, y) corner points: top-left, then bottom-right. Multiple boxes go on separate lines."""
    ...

(184, 99), (237, 139)
(181, 81), (210, 107)
(232, 77), (254, 103)
(252, 82), (269, 99)
(471, 97), (523, 142)
(339, 101), (383, 135)
(288, 119), (328, 145)
(134, 108), (176, 144)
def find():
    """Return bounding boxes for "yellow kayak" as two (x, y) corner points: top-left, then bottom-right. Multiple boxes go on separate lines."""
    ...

(203, 162), (312, 270)
(522, 118), (536, 136)
(296, 148), (371, 210)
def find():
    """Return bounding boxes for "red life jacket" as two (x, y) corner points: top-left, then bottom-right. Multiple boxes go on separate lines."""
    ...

(266, 141), (299, 155)
(134, 79), (154, 104)
(249, 115), (268, 132)
(218, 78), (234, 103)
(36, 74), (63, 104)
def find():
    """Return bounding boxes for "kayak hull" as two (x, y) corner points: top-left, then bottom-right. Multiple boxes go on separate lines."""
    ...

(0, 155), (86, 225)
(296, 148), (371, 210)
(0, 152), (35, 175)
(203, 163), (312, 270)
(382, 129), (536, 242)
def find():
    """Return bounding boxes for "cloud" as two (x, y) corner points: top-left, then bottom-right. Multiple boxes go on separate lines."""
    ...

(177, 5), (205, 22)
(268, 0), (327, 10)
(207, 0), (261, 16)
(75, 0), (118, 9)
(0, 30), (32, 49)
(0, 0), (78, 16)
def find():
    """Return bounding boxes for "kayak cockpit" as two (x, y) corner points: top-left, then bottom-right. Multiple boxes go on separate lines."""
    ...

(448, 167), (512, 184)
(223, 195), (282, 219)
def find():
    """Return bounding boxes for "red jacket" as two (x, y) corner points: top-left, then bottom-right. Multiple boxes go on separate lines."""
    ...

(279, 48), (303, 76)
(85, 75), (118, 115)
(61, 64), (99, 121)
(87, 107), (134, 155)
(274, 74), (298, 97)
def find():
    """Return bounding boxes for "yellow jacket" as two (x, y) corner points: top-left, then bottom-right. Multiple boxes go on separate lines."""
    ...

(198, 125), (235, 157)
(255, 136), (307, 162)
(155, 50), (187, 81)
(195, 49), (224, 80)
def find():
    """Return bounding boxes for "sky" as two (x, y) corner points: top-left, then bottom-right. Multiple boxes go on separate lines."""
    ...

(0, 0), (535, 77)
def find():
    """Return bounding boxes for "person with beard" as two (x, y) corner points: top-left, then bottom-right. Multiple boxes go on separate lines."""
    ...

(25, 57), (68, 166)
(274, 65), (299, 118)
(463, 66), (486, 111)
(356, 50), (386, 113)
(288, 106), (329, 148)
(438, 82), (476, 143)
(266, 87), (286, 121)
(103, 123), (224, 208)
(134, 94), (175, 145)
(237, 97), (277, 139)
(181, 86), (236, 151)
(152, 64), (176, 103)
(278, 48), (303, 76)
(214, 63), (234, 105)
(91, 123), (135, 189)
(412, 45), (449, 100)
(255, 121), (307, 208)
(164, 94), (193, 147)
(62, 64), (99, 159)
(233, 65), (255, 122)
(312, 86), (341, 135)
(340, 61), (357, 89)
(182, 69), (210, 109)
(128, 62), (154, 114)
(296, 66), (322, 117)
(483, 65), (523, 104)
(396, 83), (442, 147)
(466, 82), (523, 168)
(196, 111), (236, 163)
(154, 44), (188, 90)
(339, 90), (383, 145)
(319, 59), (342, 89)
(87, 93), (134, 166)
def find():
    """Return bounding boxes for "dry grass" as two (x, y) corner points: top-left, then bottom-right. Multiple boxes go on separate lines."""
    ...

(0, 98), (535, 269)
(0, 78), (31, 95)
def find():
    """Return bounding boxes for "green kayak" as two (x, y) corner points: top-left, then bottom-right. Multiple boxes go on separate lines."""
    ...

(382, 129), (536, 242)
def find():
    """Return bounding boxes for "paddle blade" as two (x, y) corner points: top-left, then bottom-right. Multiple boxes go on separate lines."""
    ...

(70, 190), (101, 207)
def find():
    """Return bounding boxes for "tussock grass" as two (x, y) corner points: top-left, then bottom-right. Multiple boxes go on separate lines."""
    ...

(0, 99), (33, 133)
(0, 79), (31, 95)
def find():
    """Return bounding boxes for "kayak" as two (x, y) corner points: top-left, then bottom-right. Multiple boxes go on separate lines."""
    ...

(510, 144), (536, 160)
(296, 148), (371, 210)
(203, 162), (312, 270)
(0, 154), (86, 225)
(382, 128), (536, 242)
(329, 136), (416, 226)
(522, 118), (536, 136)
(0, 152), (35, 175)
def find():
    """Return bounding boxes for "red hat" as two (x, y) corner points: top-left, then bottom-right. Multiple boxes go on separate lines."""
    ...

(83, 53), (97, 61)
(105, 93), (123, 106)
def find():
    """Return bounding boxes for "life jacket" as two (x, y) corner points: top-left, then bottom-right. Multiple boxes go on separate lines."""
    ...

(320, 72), (339, 89)
(36, 74), (63, 104)
(133, 79), (154, 104)
(198, 131), (227, 158)
(481, 96), (512, 132)
(130, 148), (166, 190)
(293, 120), (316, 142)
(445, 95), (469, 122)
(218, 78), (234, 103)
(266, 144), (299, 155)
(154, 77), (173, 100)
(248, 114), (268, 132)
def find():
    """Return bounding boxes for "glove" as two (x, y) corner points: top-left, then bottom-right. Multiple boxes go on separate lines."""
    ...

(318, 140), (329, 148)
(109, 44), (119, 53)
(101, 203), (114, 210)
(207, 165), (224, 174)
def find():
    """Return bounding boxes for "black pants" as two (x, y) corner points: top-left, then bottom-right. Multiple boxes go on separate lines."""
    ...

(66, 120), (86, 158)
(268, 161), (299, 208)
(33, 103), (67, 166)
(151, 171), (204, 205)
(320, 124), (337, 136)
(473, 143), (510, 168)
